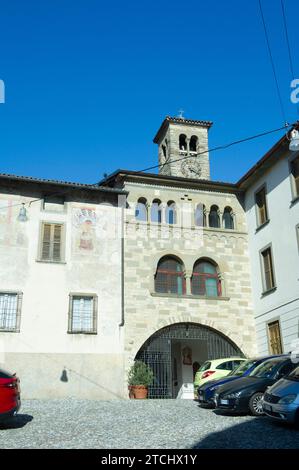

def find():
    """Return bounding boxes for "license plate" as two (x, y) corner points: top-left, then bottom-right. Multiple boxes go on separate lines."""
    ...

(263, 404), (272, 412)
(220, 399), (229, 405)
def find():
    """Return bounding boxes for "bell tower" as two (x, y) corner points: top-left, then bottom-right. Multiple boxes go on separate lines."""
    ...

(153, 115), (213, 180)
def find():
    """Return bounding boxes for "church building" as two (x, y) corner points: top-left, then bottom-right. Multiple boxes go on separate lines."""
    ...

(101, 116), (257, 398)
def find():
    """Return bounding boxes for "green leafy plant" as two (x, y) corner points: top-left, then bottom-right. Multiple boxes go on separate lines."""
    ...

(128, 360), (154, 387)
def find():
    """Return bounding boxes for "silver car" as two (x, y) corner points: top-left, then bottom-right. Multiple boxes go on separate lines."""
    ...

(262, 365), (299, 425)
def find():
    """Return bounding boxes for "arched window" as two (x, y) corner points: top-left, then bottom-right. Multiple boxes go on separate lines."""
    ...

(179, 134), (187, 151)
(195, 203), (206, 227)
(209, 205), (220, 228)
(223, 207), (234, 230)
(135, 198), (147, 222)
(162, 145), (167, 158)
(151, 199), (162, 223)
(189, 135), (198, 153)
(166, 201), (177, 224)
(191, 259), (221, 297)
(155, 256), (186, 295)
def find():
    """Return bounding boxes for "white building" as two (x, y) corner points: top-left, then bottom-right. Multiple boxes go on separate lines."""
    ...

(240, 130), (299, 355)
(0, 173), (126, 399)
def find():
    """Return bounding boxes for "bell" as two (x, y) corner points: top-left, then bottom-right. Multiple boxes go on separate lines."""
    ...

(17, 203), (28, 222)
(289, 129), (299, 152)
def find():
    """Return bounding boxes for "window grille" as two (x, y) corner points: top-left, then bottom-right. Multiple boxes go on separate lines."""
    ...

(0, 292), (22, 332)
(68, 294), (97, 334)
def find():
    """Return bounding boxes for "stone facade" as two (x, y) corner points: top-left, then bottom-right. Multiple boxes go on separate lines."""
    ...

(120, 179), (257, 395)
(154, 117), (212, 180)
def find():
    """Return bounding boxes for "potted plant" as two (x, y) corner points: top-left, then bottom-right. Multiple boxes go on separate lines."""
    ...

(128, 360), (154, 399)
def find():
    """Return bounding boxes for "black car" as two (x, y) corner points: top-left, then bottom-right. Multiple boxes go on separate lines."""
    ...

(214, 356), (297, 416)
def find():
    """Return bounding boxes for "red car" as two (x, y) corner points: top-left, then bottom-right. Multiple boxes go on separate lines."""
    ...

(0, 368), (21, 421)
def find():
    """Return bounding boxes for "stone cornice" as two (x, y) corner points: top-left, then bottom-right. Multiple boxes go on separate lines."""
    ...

(124, 180), (240, 197)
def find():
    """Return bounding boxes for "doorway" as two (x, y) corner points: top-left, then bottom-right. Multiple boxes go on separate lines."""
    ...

(135, 322), (243, 399)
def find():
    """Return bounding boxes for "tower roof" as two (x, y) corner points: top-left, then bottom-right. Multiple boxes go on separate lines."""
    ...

(153, 116), (213, 143)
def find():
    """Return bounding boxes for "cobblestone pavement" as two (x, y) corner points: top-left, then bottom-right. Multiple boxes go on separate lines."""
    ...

(0, 399), (298, 449)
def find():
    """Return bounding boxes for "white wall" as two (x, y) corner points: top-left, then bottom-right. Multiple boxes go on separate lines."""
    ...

(244, 151), (299, 354)
(0, 191), (124, 398)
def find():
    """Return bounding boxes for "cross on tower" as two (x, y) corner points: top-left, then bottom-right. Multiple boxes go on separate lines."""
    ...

(178, 109), (185, 119)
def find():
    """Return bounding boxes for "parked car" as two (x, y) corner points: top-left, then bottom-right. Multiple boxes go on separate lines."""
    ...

(194, 357), (246, 389)
(197, 355), (282, 407)
(0, 368), (21, 422)
(214, 356), (297, 416)
(262, 364), (299, 425)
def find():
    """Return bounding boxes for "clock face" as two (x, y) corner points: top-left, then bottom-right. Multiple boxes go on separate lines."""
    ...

(181, 159), (202, 178)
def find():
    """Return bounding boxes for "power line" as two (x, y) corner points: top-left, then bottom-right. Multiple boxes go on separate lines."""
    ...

(137, 122), (295, 174)
(280, 0), (299, 117)
(0, 122), (296, 211)
(280, 0), (296, 79)
(258, 0), (288, 125)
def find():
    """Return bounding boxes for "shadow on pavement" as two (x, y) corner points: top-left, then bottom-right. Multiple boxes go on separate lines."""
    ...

(0, 414), (33, 430)
(192, 415), (299, 449)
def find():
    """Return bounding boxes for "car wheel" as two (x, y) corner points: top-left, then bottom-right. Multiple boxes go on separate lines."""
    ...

(249, 392), (264, 416)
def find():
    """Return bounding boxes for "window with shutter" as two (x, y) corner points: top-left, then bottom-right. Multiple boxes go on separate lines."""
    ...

(41, 223), (63, 262)
(261, 247), (275, 292)
(268, 320), (283, 354)
(291, 156), (299, 197)
(53, 225), (62, 261)
(255, 187), (268, 226)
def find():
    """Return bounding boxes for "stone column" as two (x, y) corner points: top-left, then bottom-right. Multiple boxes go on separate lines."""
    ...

(185, 270), (192, 295)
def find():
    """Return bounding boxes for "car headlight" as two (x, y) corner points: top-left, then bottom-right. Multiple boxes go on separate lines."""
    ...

(224, 391), (242, 399)
(278, 394), (297, 404)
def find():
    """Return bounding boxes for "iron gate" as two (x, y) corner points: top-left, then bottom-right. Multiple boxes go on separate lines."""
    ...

(135, 322), (244, 399)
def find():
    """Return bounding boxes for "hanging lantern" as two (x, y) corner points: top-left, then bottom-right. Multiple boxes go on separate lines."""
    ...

(289, 129), (299, 152)
(17, 203), (28, 222)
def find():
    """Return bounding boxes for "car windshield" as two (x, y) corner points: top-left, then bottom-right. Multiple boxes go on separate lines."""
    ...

(198, 361), (211, 373)
(249, 360), (281, 378)
(286, 366), (299, 381)
(0, 368), (13, 379)
(228, 360), (256, 377)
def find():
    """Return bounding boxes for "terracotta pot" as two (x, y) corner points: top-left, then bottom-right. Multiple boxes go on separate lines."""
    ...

(131, 385), (148, 399)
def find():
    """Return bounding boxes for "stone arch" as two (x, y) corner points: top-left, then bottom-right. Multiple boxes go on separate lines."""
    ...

(129, 317), (247, 366)
(131, 321), (245, 398)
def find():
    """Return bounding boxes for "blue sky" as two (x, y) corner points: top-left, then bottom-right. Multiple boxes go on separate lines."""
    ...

(0, 0), (298, 184)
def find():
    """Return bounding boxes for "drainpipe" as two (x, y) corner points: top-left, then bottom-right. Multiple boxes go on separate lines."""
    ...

(119, 204), (125, 327)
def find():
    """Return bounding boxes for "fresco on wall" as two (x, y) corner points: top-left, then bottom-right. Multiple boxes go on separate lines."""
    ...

(182, 346), (192, 365)
(72, 207), (98, 255)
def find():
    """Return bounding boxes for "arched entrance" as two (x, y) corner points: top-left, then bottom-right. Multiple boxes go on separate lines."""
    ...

(135, 322), (244, 399)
